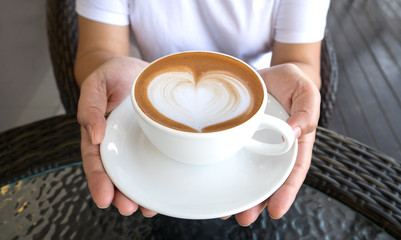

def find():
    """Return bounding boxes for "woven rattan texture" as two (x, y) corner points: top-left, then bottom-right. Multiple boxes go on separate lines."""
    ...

(319, 31), (338, 127)
(46, 0), (79, 113)
(46, 0), (338, 128)
(308, 128), (401, 237)
(0, 115), (400, 238)
(0, 114), (81, 184)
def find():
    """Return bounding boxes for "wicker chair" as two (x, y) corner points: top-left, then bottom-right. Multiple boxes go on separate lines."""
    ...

(0, 0), (400, 238)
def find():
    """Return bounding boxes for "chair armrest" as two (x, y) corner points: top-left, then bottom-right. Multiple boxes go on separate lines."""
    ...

(319, 30), (339, 127)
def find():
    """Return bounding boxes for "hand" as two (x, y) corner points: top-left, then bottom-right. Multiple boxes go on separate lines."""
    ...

(77, 56), (157, 217)
(232, 63), (321, 225)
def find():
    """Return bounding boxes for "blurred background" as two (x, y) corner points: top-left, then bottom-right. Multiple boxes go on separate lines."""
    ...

(0, 0), (64, 133)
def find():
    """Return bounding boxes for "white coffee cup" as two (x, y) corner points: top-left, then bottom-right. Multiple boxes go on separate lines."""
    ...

(131, 51), (295, 165)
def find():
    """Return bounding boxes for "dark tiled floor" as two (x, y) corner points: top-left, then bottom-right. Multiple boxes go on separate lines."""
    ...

(327, 0), (401, 160)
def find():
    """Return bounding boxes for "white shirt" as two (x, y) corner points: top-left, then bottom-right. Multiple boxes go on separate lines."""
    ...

(76, 0), (330, 69)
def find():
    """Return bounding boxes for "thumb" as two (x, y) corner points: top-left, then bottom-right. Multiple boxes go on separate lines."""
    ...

(286, 89), (321, 138)
(77, 75), (108, 145)
(286, 110), (318, 139)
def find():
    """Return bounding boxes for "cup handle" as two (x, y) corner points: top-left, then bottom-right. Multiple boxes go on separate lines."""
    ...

(245, 114), (295, 155)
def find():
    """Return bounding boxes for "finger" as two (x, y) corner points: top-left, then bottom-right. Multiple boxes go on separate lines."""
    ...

(77, 74), (108, 145)
(234, 200), (267, 227)
(113, 189), (139, 216)
(139, 206), (158, 218)
(267, 132), (315, 219)
(81, 126), (115, 208)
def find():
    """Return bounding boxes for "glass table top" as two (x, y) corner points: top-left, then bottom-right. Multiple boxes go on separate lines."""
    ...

(0, 164), (394, 239)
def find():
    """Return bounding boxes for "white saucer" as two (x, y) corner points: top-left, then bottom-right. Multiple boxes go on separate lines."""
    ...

(100, 94), (297, 219)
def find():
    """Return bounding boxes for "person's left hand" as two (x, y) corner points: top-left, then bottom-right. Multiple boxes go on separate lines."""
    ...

(227, 63), (321, 225)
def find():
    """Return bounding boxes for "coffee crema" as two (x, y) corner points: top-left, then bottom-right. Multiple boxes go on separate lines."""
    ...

(134, 52), (264, 133)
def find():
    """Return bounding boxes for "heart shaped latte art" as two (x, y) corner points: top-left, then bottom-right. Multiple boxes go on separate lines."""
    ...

(147, 71), (251, 132)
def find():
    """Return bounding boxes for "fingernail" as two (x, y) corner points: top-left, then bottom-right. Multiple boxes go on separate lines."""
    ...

(142, 213), (156, 218)
(118, 209), (133, 217)
(269, 214), (280, 220)
(293, 127), (301, 139)
(221, 215), (232, 220)
(238, 222), (251, 227)
(96, 204), (110, 209)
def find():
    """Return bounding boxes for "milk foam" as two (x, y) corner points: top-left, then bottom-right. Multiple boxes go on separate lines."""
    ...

(147, 71), (251, 132)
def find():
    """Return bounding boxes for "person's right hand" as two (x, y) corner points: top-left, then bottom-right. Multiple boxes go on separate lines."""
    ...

(77, 56), (157, 217)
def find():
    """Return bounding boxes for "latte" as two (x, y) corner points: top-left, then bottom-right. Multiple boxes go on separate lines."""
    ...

(134, 52), (264, 133)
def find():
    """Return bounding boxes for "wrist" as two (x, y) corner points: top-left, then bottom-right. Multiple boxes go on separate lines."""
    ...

(286, 62), (321, 90)
(74, 50), (119, 87)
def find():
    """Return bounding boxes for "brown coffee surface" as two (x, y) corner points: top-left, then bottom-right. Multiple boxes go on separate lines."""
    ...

(134, 52), (264, 132)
